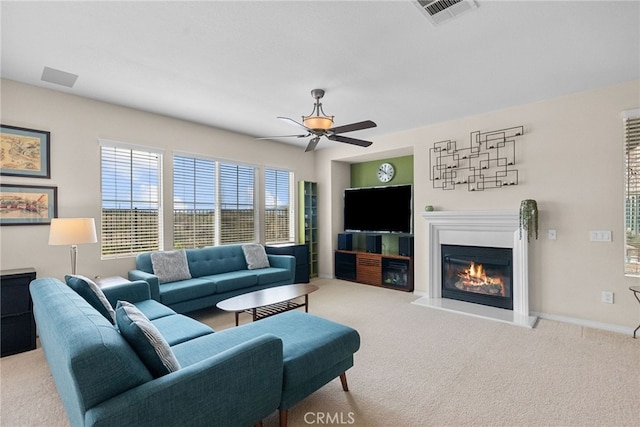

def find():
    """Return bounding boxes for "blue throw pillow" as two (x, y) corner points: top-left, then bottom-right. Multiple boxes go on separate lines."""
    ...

(116, 300), (181, 378)
(65, 274), (116, 324)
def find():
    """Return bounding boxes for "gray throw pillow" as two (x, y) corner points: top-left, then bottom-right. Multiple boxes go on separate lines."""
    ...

(150, 250), (191, 284)
(116, 300), (181, 378)
(242, 243), (270, 270)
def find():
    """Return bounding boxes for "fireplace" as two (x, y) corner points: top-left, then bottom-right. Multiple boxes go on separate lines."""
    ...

(441, 244), (513, 310)
(413, 210), (537, 328)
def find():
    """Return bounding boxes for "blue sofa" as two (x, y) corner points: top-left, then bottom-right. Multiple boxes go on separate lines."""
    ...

(30, 276), (361, 427)
(128, 244), (295, 313)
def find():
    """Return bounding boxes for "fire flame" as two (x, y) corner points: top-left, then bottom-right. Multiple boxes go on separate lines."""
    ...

(457, 262), (505, 296)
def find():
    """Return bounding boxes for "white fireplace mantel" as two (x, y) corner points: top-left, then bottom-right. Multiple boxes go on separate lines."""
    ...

(412, 210), (538, 328)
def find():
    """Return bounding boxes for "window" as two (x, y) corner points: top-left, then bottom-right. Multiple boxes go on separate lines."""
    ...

(624, 110), (640, 276)
(173, 155), (216, 249)
(265, 168), (294, 244)
(172, 154), (256, 247)
(219, 163), (255, 244)
(100, 141), (163, 258)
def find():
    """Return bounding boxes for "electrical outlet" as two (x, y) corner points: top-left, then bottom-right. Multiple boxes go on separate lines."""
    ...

(601, 291), (614, 304)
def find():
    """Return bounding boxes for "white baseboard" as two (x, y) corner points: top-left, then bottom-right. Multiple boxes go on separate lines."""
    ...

(332, 281), (635, 336)
(410, 291), (635, 336)
(531, 311), (635, 336)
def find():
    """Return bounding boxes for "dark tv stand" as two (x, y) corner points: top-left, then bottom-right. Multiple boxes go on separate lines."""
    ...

(334, 250), (413, 292)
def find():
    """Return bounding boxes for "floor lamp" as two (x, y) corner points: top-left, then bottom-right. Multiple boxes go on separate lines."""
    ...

(48, 218), (98, 275)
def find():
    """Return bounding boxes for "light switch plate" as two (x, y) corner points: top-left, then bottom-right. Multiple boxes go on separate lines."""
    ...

(590, 230), (612, 242)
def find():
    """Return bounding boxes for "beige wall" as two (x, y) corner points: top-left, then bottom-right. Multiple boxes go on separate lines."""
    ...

(317, 80), (640, 330)
(2, 78), (639, 331)
(0, 79), (316, 280)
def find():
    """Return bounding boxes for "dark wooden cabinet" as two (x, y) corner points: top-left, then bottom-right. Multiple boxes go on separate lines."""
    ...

(334, 250), (413, 292)
(266, 244), (310, 283)
(1, 268), (37, 357)
(335, 251), (357, 281)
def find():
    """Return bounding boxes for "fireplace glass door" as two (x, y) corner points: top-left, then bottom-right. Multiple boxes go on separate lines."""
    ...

(441, 244), (513, 310)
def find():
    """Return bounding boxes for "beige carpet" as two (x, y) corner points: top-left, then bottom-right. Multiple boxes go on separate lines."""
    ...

(1, 279), (639, 427)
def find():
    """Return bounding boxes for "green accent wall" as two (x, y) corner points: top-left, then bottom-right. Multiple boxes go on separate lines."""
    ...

(347, 155), (414, 255)
(350, 155), (413, 188)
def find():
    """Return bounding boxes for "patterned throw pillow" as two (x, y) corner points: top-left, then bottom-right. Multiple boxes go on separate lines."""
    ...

(150, 250), (192, 284)
(242, 243), (270, 270)
(65, 274), (116, 324)
(115, 300), (181, 378)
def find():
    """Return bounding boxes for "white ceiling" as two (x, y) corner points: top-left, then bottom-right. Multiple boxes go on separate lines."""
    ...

(2, 1), (639, 151)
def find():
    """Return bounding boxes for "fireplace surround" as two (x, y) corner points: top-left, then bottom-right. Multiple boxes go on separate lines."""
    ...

(413, 210), (538, 328)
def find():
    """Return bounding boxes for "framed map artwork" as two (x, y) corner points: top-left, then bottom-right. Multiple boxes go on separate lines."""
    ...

(0, 184), (58, 226)
(0, 124), (51, 178)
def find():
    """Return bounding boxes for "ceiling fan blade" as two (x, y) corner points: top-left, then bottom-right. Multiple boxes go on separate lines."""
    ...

(330, 120), (377, 135)
(278, 116), (310, 133)
(327, 134), (373, 148)
(305, 137), (321, 152)
(256, 134), (309, 140)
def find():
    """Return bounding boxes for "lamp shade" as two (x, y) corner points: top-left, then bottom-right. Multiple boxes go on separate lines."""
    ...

(49, 218), (97, 245)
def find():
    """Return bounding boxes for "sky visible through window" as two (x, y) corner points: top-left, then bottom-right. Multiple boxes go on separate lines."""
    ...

(102, 151), (283, 210)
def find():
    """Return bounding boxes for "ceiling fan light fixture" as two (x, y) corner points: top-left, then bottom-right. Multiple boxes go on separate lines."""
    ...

(303, 115), (334, 130)
(302, 88), (334, 130)
(267, 88), (375, 152)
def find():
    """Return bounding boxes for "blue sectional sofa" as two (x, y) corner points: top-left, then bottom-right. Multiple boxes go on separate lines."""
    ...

(128, 244), (296, 313)
(30, 276), (361, 427)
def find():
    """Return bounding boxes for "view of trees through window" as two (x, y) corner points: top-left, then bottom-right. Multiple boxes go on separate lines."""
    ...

(173, 155), (216, 249)
(264, 168), (293, 244)
(173, 155), (255, 248)
(100, 143), (162, 258)
(101, 147), (293, 258)
(172, 154), (292, 249)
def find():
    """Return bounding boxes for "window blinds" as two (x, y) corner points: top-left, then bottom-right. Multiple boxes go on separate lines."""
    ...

(624, 111), (640, 275)
(101, 144), (162, 258)
(219, 163), (255, 244)
(173, 155), (216, 249)
(264, 168), (293, 244)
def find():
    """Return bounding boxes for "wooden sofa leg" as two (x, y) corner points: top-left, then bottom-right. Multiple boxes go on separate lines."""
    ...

(254, 422), (263, 427)
(279, 409), (288, 427)
(340, 372), (349, 391)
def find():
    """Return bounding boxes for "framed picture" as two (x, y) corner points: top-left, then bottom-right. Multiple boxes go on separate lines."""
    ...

(0, 184), (57, 226)
(0, 124), (51, 178)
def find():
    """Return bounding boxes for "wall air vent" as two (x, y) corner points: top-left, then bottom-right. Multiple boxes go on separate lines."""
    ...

(413, 0), (478, 25)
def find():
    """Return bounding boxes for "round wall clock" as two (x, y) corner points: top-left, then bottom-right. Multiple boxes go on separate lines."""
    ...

(377, 162), (395, 183)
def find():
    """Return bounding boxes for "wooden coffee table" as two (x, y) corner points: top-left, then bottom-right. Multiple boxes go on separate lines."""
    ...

(216, 283), (319, 326)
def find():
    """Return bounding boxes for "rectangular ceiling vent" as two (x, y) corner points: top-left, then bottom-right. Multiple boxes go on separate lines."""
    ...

(41, 66), (78, 88)
(414, 0), (478, 25)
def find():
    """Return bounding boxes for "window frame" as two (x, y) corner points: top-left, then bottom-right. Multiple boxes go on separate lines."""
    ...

(172, 152), (259, 248)
(173, 154), (217, 249)
(264, 167), (295, 245)
(99, 139), (164, 259)
(623, 109), (640, 277)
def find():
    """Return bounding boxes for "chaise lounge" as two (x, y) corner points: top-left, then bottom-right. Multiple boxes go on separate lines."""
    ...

(30, 276), (360, 427)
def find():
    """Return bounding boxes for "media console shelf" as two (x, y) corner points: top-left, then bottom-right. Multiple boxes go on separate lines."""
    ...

(335, 250), (413, 292)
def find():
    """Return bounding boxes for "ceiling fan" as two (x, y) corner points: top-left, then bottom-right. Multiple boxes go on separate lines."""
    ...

(261, 89), (377, 152)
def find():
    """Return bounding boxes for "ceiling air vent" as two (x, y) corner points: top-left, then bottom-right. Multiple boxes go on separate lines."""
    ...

(413, 0), (478, 25)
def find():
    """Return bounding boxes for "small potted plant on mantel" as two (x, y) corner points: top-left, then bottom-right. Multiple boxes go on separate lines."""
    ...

(519, 199), (538, 242)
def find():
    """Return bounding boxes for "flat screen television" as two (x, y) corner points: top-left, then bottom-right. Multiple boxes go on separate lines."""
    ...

(343, 184), (412, 233)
